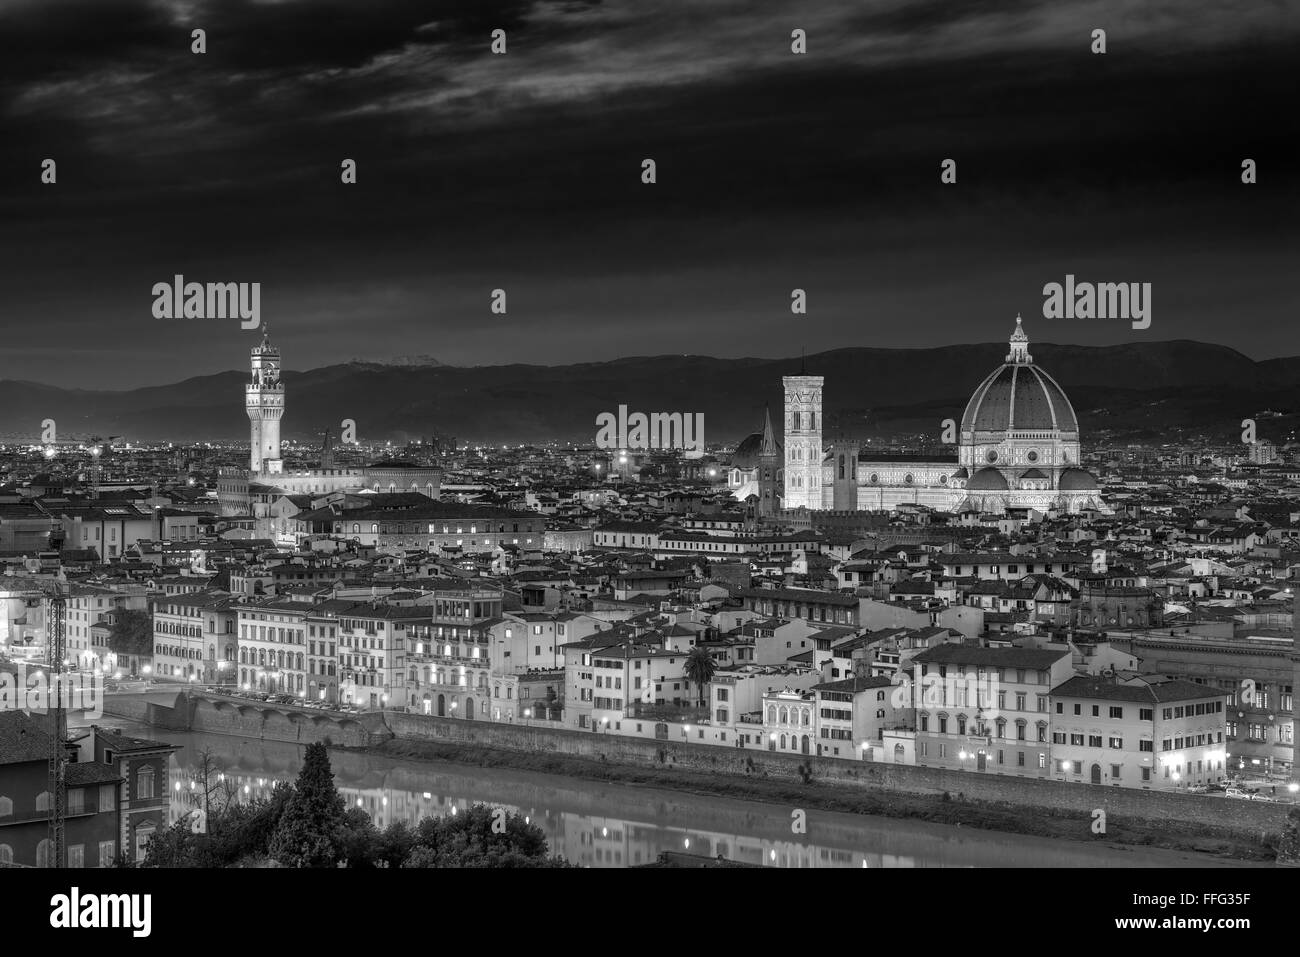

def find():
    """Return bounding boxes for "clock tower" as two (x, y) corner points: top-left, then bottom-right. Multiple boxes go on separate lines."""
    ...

(246, 326), (284, 474)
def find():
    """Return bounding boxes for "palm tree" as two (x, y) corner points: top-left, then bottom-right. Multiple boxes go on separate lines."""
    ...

(683, 646), (716, 708)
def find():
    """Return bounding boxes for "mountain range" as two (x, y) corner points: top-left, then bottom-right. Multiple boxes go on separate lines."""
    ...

(2, 341), (1297, 447)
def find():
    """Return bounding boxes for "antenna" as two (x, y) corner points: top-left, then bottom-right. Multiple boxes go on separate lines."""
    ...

(47, 580), (67, 868)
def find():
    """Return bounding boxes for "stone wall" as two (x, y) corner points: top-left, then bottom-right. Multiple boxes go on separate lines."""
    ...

(382, 712), (1290, 838)
(102, 692), (390, 748)
(102, 695), (1290, 840)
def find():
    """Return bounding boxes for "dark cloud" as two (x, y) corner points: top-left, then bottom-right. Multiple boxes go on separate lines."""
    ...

(0, 0), (1296, 388)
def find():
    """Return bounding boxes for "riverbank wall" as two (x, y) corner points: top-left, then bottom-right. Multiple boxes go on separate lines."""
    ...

(101, 692), (390, 747)
(102, 693), (1290, 846)
(381, 712), (1289, 843)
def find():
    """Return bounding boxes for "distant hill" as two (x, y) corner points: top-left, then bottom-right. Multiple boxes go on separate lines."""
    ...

(2, 340), (1297, 446)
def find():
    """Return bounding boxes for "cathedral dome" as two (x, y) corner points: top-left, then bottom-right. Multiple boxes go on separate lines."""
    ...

(960, 318), (1078, 434)
(1059, 467), (1098, 490)
(732, 432), (764, 470)
(731, 407), (781, 471)
(968, 467), (1008, 490)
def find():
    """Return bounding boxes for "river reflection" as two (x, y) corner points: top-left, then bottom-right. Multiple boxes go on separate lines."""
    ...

(85, 719), (1246, 868)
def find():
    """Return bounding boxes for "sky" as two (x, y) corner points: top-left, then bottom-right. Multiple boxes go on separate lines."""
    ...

(1, 0), (1297, 388)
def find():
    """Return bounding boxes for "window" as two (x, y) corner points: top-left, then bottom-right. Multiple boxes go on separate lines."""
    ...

(68, 844), (85, 868)
(137, 766), (155, 800)
(0, 796), (11, 817)
(1109, 706), (1123, 719)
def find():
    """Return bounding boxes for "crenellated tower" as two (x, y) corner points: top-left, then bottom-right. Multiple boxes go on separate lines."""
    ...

(246, 326), (284, 474)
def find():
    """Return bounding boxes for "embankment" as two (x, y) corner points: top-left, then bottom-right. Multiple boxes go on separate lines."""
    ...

(101, 693), (1290, 860)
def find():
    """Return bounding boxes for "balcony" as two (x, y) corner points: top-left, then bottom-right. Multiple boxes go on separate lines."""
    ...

(410, 650), (489, 667)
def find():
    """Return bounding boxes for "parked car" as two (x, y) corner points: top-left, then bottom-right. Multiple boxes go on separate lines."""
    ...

(1251, 792), (1275, 802)
(1225, 787), (1251, 799)
(1186, 784), (1209, 794)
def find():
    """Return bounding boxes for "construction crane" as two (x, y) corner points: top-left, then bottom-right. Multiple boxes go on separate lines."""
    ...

(46, 581), (67, 868)
(84, 435), (121, 499)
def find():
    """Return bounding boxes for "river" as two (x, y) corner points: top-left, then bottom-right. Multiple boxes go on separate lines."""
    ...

(81, 717), (1250, 868)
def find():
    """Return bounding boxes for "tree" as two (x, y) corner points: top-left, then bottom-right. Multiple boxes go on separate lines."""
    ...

(268, 743), (347, 867)
(142, 784), (292, 868)
(401, 804), (570, 868)
(683, 646), (716, 707)
(108, 608), (152, 658)
(1278, 808), (1300, 866)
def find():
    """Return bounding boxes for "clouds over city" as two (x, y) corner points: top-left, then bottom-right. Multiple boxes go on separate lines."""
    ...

(0, 0), (1297, 386)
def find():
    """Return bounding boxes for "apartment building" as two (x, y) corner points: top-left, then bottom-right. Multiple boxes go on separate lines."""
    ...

(1050, 675), (1227, 790)
(152, 590), (237, 683)
(236, 597), (312, 697)
(909, 644), (1075, 776)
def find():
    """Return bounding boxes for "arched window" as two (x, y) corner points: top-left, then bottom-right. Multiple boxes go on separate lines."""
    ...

(767, 706), (776, 724)
(0, 844), (12, 865)
(838, 454), (846, 479)
(36, 839), (52, 868)
(0, 796), (12, 817)
(35, 791), (51, 812)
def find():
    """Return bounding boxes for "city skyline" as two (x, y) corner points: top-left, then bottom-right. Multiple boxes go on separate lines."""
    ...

(0, 0), (1296, 890)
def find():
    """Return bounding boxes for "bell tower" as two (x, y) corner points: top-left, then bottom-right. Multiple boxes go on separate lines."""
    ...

(246, 325), (284, 474)
(783, 374), (824, 511)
